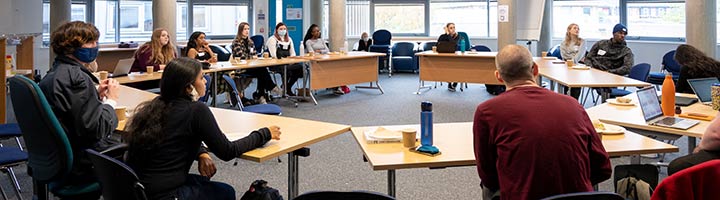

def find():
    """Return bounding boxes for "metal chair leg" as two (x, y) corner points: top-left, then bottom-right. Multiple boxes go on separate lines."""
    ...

(13, 137), (22, 151)
(6, 168), (21, 200)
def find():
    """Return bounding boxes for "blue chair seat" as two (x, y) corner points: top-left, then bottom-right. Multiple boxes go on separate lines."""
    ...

(0, 123), (21, 137)
(610, 88), (632, 97)
(242, 104), (282, 115)
(648, 72), (679, 84)
(0, 147), (27, 165)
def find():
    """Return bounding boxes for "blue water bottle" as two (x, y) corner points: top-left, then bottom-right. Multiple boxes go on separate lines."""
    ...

(420, 101), (433, 146)
(459, 38), (466, 53)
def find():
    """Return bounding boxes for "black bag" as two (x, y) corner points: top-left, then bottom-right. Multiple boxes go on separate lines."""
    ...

(485, 85), (506, 95)
(240, 180), (283, 200)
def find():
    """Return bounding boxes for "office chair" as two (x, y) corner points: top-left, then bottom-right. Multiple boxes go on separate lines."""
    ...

(222, 74), (282, 115)
(86, 149), (148, 200)
(293, 190), (395, 200)
(208, 44), (231, 61)
(608, 63), (651, 98)
(250, 35), (265, 55)
(0, 123), (24, 192)
(548, 44), (563, 60)
(541, 191), (624, 200)
(390, 42), (417, 73)
(198, 74), (212, 103)
(647, 50), (681, 89)
(471, 45), (492, 52)
(369, 29), (392, 74)
(421, 41), (437, 52)
(457, 32), (471, 51)
(0, 147), (27, 200)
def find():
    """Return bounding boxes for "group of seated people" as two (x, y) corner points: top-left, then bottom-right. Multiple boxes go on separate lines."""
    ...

(37, 19), (720, 200)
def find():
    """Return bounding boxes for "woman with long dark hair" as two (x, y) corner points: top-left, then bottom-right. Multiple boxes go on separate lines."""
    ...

(184, 31), (217, 63)
(674, 44), (720, 94)
(125, 57), (281, 199)
(437, 22), (459, 92)
(303, 24), (329, 54)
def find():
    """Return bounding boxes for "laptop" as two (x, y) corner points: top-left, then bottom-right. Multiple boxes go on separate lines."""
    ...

(688, 77), (720, 105)
(110, 58), (135, 78)
(637, 87), (700, 130)
(435, 41), (457, 53)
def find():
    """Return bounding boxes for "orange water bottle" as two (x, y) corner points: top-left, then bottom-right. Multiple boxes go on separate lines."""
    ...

(661, 72), (675, 116)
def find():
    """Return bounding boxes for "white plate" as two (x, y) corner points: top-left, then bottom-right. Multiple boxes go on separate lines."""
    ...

(607, 99), (635, 106)
(571, 65), (591, 70)
(365, 127), (402, 140)
(595, 123), (626, 135)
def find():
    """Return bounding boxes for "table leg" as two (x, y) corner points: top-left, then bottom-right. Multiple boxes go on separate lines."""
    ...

(355, 82), (385, 94)
(630, 155), (641, 164)
(288, 151), (300, 199)
(688, 136), (697, 154)
(415, 80), (432, 94)
(600, 88), (610, 103)
(387, 169), (396, 197)
(211, 72), (218, 107)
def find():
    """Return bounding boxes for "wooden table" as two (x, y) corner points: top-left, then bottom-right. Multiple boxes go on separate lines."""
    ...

(587, 93), (717, 151)
(300, 52), (386, 104)
(415, 51), (499, 94)
(351, 122), (677, 197)
(535, 58), (651, 102)
(117, 85), (350, 199)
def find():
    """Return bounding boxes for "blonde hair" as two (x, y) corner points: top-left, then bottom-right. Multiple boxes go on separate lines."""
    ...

(138, 28), (176, 65)
(562, 23), (583, 47)
(444, 23), (456, 35)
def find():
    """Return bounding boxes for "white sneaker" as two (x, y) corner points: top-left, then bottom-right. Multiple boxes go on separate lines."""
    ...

(256, 96), (267, 104)
(271, 86), (283, 97)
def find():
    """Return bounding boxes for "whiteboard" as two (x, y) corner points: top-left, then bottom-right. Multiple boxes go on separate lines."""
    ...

(515, 0), (546, 41)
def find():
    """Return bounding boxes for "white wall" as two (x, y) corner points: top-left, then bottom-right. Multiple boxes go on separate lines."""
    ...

(0, 0), (50, 74)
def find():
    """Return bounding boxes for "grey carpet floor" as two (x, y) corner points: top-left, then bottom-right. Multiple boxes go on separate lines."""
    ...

(1, 73), (689, 200)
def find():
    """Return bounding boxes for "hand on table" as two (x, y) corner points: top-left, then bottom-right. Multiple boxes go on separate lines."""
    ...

(268, 126), (281, 140)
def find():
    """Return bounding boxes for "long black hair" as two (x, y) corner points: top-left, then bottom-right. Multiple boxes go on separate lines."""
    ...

(183, 31), (205, 57)
(303, 24), (320, 49)
(675, 44), (720, 78)
(125, 57), (202, 148)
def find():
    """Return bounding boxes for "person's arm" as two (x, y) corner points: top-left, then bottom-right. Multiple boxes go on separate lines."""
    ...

(206, 46), (218, 62)
(192, 103), (271, 161)
(305, 40), (315, 53)
(57, 69), (119, 142)
(267, 37), (278, 58)
(187, 48), (199, 59)
(585, 42), (600, 68)
(608, 48), (633, 75)
(579, 109), (612, 185)
(132, 46), (158, 72)
(560, 43), (574, 61)
(289, 40), (296, 57)
(472, 106), (500, 191)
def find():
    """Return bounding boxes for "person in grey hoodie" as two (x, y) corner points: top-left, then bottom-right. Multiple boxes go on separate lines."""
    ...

(585, 24), (634, 76)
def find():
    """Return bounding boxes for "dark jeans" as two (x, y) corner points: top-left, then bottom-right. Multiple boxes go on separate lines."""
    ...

(668, 150), (720, 175)
(242, 67), (277, 96)
(270, 64), (304, 92)
(564, 87), (582, 99)
(169, 174), (236, 200)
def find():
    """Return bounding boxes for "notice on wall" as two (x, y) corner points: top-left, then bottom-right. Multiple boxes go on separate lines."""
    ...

(498, 5), (509, 23)
(286, 8), (302, 20)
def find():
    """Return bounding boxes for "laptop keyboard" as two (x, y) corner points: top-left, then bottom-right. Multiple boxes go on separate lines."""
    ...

(657, 117), (684, 125)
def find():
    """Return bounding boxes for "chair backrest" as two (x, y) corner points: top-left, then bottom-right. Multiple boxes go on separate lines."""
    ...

(391, 42), (415, 57)
(662, 50), (681, 74)
(198, 74), (212, 103)
(472, 45), (492, 52)
(225, 44), (233, 54)
(548, 44), (563, 60)
(293, 191), (395, 200)
(372, 30), (392, 45)
(421, 41), (437, 51)
(8, 75), (73, 182)
(209, 44), (231, 61)
(457, 32), (471, 51)
(613, 164), (659, 190)
(221, 74), (243, 109)
(86, 149), (147, 200)
(541, 191), (624, 200)
(629, 63), (651, 82)
(250, 35), (265, 53)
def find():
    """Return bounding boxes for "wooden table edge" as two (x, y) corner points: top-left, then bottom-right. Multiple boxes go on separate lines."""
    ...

(241, 126), (352, 162)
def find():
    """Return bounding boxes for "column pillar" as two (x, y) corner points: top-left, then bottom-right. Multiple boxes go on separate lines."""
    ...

(49, 0), (72, 62)
(686, 0), (716, 58)
(536, 0), (552, 56)
(310, 0), (323, 27)
(497, 0), (516, 50)
(328, 0), (345, 51)
(153, 0), (177, 43)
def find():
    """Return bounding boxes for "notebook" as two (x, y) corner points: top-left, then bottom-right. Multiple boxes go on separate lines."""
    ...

(688, 77), (720, 105)
(109, 58), (135, 78)
(637, 87), (699, 130)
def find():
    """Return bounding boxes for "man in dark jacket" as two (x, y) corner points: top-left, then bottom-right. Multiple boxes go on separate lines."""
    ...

(586, 23), (634, 76)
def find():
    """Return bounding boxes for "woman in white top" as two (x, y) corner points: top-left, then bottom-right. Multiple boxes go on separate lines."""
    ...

(266, 22), (304, 96)
(560, 23), (585, 99)
(303, 24), (329, 54)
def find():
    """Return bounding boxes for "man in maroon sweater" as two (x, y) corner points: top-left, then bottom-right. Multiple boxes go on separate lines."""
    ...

(473, 44), (612, 200)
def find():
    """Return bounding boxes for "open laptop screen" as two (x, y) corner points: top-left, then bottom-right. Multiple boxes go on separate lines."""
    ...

(637, 87), (663, 121)
(688, 77), (719, 103)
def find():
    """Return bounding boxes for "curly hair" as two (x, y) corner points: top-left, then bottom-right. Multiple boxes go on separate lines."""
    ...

(125, 57), (202, 148)
(50, 21), (100, 55)
(674, 44), (720, 78)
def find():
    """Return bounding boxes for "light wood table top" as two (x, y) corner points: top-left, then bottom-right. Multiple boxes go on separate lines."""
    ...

(351, 122), (677, 171)
(587, 93), (715, 138)
(116, 85), (351, 162)
(299, 51), (385, 61)
(415, 51), (497, 58)
(535, 58), (651, 88)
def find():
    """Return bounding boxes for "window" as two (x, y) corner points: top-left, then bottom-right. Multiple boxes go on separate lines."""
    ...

(374, 4), (425, 35)
(553, 0), (620, 39)
(626, 1), (684, 38)
(43, 2), (87, 45)
(192, 5), (249, 37)
(322, 0), (371, 39)
(430, 1), (491, 37)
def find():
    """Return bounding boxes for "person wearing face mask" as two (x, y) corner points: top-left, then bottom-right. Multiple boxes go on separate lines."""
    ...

(132, 28), (177, 73)
(232, 22), (282, 104)
(184, 31), (218, 63)
(124, 57), (281, 200)
(39, 21), (124, 199)
(266, 22), (305, 96)
(357, 32), (373, 52)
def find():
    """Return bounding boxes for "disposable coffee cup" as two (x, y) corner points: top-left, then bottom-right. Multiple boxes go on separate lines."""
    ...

(566, 59), (574, 67)
(541, 51), (548, 57)
(712, 84), (720, 110)
(98, 71), (108, 80)
(401, 128), (417, 148)
(146, 66), (154, 75)
(431, 46), (437, 53)
(159, 64), (166, 70)
(263, 52), (270, 59)
(115, 106), (127, 121)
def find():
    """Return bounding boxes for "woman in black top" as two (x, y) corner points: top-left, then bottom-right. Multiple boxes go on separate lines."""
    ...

(125, 57), (281, 200)
(357, 32), (373, 52)
(437, 23), (459, 91)
(184, 31), (217, 63)
(674, 44), (720, 94)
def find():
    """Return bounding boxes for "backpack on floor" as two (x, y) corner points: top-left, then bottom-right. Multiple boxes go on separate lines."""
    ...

(240, 180), (283, 200)
(485, 85), (506, 95)
(617, 176), (652, 200)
